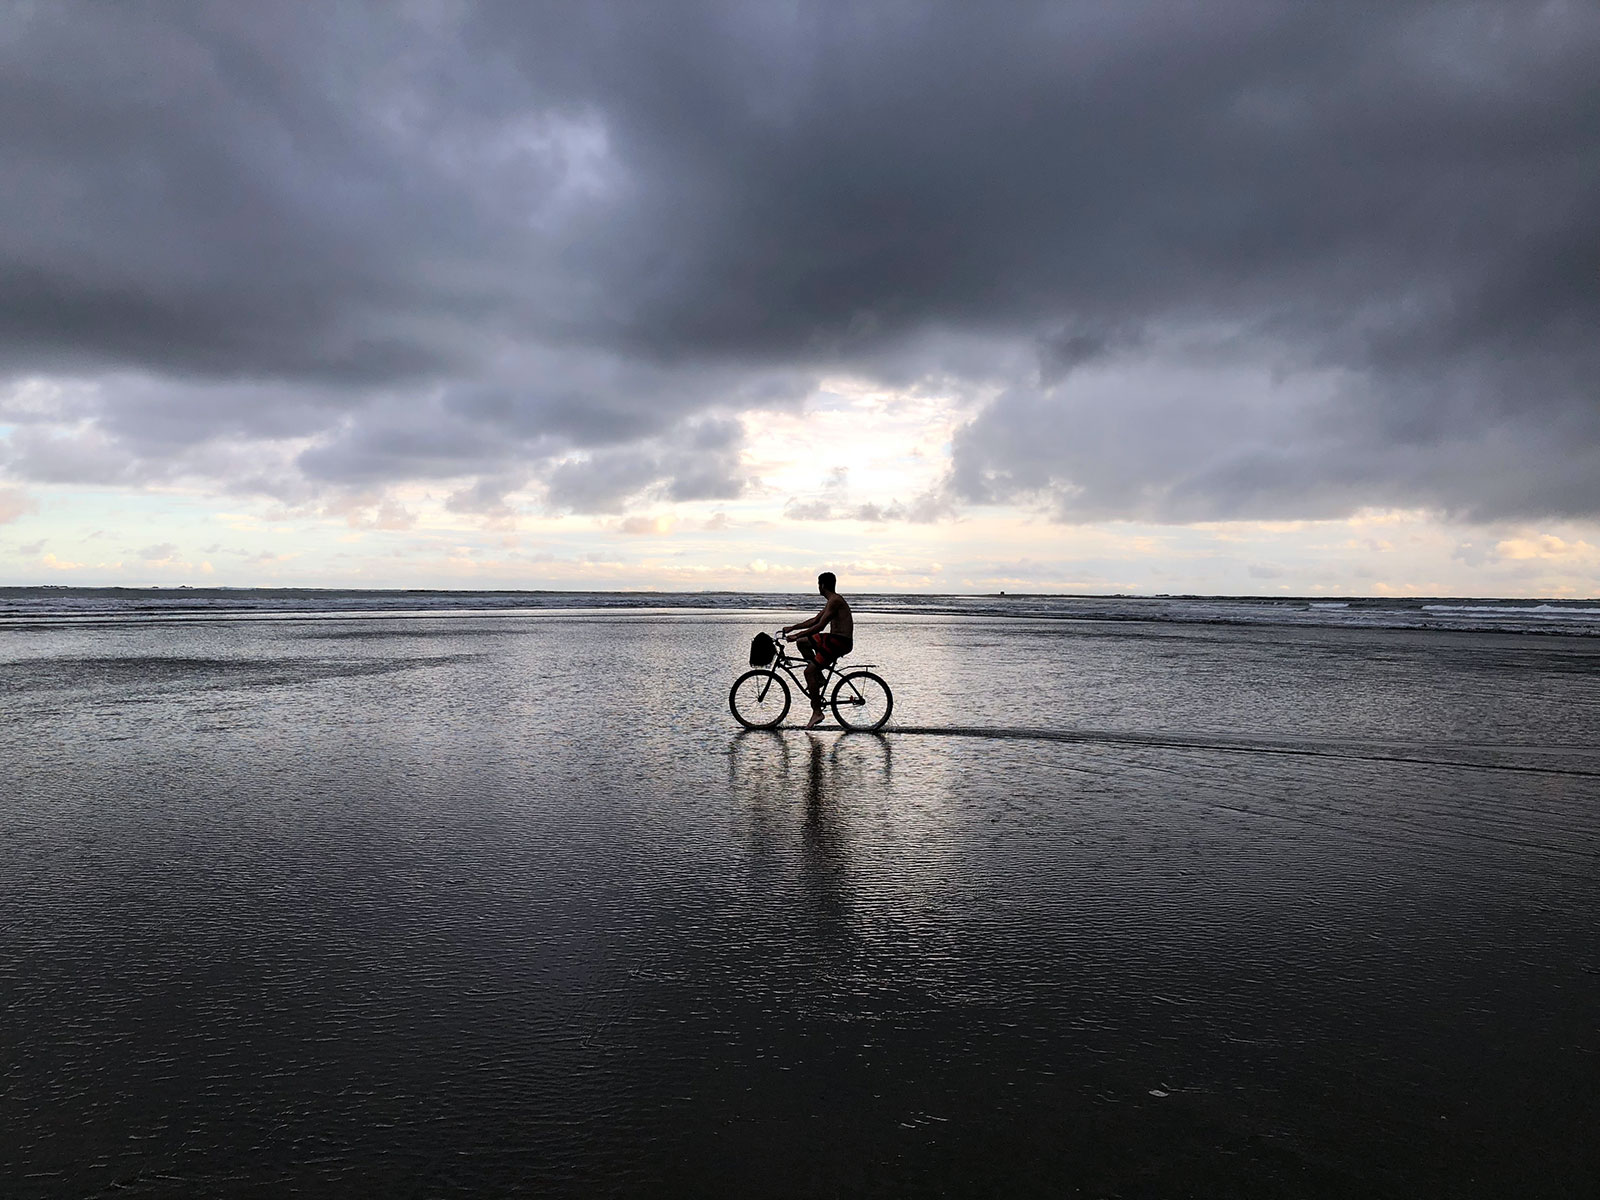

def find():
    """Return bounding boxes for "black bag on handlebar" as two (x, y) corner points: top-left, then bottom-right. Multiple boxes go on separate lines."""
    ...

(749, 631), (777, 667)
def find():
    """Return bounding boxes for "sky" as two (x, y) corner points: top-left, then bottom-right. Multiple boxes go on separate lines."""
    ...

(2, 0), (1598, 596)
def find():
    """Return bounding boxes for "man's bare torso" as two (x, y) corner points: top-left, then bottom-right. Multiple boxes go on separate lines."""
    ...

(822, 593), (853, 638)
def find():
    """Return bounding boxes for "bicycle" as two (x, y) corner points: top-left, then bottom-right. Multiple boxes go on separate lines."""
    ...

(729, 630), (894, 731)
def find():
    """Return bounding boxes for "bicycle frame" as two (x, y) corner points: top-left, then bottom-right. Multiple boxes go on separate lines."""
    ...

(761, 641), (872, 705)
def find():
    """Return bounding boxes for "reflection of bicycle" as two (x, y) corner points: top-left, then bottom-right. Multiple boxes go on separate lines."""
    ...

(729, 630), (894, 731)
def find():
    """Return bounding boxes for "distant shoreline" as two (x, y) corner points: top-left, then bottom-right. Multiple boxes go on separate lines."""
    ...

(3, 587), (1598, 638)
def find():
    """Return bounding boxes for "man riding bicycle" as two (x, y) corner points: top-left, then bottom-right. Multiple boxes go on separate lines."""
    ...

(781, 571), (854, 729)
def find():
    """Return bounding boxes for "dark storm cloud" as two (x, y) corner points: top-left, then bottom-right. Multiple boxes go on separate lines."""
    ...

(1, 0), (1596, 519)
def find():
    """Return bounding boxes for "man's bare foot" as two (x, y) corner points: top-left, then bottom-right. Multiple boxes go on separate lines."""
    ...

(805, 708), (825, 729)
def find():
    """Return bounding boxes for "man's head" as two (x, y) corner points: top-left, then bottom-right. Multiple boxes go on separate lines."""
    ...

(818, 571), (836, 596)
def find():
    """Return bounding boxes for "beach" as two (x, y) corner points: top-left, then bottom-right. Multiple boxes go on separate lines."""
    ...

(2, 598), (1597, 1196)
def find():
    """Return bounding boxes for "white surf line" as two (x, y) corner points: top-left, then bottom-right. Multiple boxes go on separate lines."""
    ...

(801, 725), (1600, 780)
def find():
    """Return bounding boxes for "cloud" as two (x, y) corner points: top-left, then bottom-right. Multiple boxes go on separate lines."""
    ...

(445, 476), (525, 521)
(543, 417), (750, 514)
(370, 499), (417, 531)
(783, 498), (836, 522)
(782, 466), (943, 524)
(0, 487), (36, 524)
(327, 495), (418, 531)
(943, 345), (1600, 524)
(0, 2), (1596, 524)
(139, 542), (178, 562)
(784, 498), (915, 523)
(1495, 534), (1597, 563)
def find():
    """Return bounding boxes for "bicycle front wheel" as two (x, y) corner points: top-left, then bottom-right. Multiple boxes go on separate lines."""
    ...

(730, 669), (792, 729)
(830, 670), (893, 731)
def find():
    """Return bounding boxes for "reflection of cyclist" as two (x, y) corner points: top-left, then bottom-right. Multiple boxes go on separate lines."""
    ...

(781, 571), (854, 728)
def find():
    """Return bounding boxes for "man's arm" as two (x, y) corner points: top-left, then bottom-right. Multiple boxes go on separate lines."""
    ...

(783, 599), (834, 638)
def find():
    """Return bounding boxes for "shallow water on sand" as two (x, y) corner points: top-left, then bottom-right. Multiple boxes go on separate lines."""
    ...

(2, 612), (1597, 1196)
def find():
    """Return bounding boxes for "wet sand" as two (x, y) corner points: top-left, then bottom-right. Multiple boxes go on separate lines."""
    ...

(2, 611), (1596, 1196)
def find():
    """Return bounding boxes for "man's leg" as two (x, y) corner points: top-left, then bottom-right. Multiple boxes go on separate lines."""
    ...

(804, 658), (826, 727)
(796, 637), (823, 708)
(804, 638), (835, 727)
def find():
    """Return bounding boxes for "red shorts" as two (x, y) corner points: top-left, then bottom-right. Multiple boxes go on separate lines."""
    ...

(811, 632), (853, 665)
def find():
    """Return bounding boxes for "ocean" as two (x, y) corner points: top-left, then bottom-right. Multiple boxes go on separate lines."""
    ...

(5, 585), (1600, 637)
(2, 591), (1596, 1196)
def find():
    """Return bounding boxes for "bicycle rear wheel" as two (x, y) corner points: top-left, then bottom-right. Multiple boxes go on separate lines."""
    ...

(830, 670), (892, 731)
(729, 669), (792, 729)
